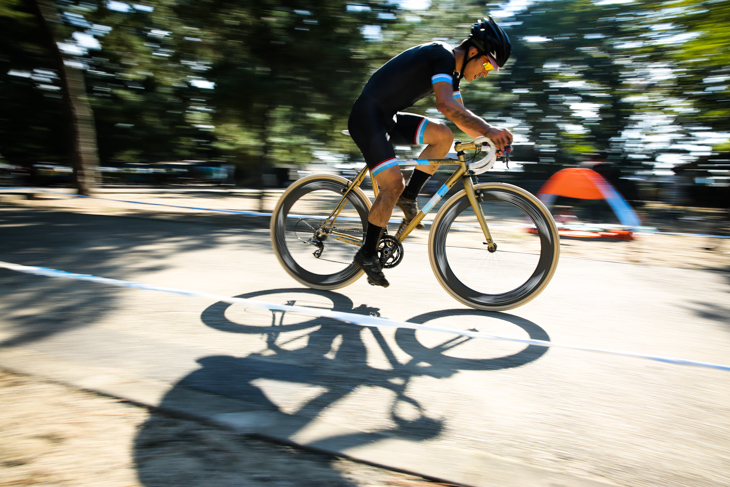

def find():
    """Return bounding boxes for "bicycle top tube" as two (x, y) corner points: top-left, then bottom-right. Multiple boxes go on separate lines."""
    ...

(361, 136), (500, 180)
(389, 137), (501, 176)
(391, 157), (462, 167)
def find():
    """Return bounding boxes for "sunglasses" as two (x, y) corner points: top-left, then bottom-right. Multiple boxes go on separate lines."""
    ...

(482, 55), (499, 72)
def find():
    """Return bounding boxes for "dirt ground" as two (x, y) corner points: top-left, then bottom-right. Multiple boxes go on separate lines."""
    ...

(0, 369), (450, 487)
(1, 190), (728, 486)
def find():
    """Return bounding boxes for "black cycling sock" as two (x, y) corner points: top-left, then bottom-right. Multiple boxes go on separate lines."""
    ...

(361, 223), (384, 258)
(401, 169), (431, 200)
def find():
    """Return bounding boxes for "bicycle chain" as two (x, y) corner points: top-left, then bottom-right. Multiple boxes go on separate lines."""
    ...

(297, 222), (405, 269)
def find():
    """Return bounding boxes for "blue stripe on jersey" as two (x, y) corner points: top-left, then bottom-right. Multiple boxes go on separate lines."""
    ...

(371, 157), (398, 176)
(431, 73), (452, 85)
(415, 119), (429, 145)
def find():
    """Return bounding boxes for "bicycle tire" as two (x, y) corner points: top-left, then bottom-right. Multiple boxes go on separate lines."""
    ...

(270, 174), (371, 290)
(429, 182), (560, 311)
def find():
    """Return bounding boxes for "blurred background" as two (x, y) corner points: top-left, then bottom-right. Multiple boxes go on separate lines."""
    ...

(1, 0), (728, 228)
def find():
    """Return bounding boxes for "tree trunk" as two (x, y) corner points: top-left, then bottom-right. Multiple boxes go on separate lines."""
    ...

(32, 0), (99, 195)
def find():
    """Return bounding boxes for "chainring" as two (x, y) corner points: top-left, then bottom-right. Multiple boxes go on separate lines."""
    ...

(377, 234), (404, 269)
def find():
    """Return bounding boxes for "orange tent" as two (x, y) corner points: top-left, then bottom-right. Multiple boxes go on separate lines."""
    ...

(539, 168), (608, 200)
(537, 167), (641, 230)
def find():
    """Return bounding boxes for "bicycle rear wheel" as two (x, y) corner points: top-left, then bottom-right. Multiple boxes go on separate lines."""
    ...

(429, 182), (560, 311)
(270, 174), (371, 290)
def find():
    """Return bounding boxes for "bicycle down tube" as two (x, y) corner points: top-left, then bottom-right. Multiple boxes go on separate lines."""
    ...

(369, 149), (497, 247)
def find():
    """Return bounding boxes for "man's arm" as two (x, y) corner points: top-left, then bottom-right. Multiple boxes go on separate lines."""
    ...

(433, 82), (512, 148)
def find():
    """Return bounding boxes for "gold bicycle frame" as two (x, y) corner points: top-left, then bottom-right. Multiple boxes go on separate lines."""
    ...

(320, 140), (497, 250)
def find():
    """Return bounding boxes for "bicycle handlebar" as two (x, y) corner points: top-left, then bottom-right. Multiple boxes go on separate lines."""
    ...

(455, 137), (509, 175)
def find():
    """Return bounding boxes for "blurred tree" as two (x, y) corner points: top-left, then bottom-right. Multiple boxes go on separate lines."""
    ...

(495, 0), (639, 171)
(1, 0), (99, 193)
(31, 0), (99, 194)
(134, 0), (396, 184)
(495, 0), (730, 171)
(82, 1), (217, 165)
(627, 0), (730, 150)
(1, 0), (398, 185)
(0, 1), (70, 168)
(381, 0), (728, 174)
(3, 0), (726, 189)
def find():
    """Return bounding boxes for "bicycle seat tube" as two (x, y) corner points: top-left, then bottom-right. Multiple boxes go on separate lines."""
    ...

(323, 165), (369, 231)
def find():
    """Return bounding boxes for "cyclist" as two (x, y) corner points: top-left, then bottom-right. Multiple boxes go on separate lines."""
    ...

(349, 17), (514, 287)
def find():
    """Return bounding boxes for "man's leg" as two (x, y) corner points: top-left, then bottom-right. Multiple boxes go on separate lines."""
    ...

(408, 121), (455, 183)
(354, 165), (404, 287)
(397, 123), (454, 235)
(368, 165), (405, 229)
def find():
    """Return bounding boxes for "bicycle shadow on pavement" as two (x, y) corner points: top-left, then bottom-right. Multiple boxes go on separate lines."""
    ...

(134, 288), (551, 484)
(196, 288), (446, 441)
(394, 308), (551, 371)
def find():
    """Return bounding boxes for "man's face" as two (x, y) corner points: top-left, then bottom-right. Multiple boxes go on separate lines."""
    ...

(465, 48), (498, 82)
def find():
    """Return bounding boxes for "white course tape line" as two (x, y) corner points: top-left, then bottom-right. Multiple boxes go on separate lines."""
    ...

(8, 188), (417, 225)
(4, 187), (274, 217)
(8, 187), (730, 239)
(78, 192), (274, 218)
(1, 260), (729, 372)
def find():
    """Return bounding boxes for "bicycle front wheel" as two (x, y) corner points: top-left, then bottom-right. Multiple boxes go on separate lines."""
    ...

(429, 183), (560, 311)
(270, 174), (371, 290)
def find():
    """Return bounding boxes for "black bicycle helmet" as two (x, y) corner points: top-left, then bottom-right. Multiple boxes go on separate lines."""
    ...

(469, 17), (511, 67)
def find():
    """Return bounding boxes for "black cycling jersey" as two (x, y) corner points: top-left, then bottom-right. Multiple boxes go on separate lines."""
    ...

(348, 41), (461, 175)
(360, 41), (460, 114)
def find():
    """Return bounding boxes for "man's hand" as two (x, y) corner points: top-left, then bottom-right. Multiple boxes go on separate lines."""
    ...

(484, 126), (513, 151)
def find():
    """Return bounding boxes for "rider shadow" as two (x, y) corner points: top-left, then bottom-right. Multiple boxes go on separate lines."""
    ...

(134, 288), (550, 484)
(194, 289), (447, 440)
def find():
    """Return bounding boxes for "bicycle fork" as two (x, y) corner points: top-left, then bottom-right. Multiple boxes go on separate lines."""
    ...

(462, 175), (497, 252)
(396, 166), (496, 252)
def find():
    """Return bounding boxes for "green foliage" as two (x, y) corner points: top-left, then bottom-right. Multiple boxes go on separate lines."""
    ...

(502, 0), (729, 170)
(1, 0), (728, 181)
(0, 0), (32, 19)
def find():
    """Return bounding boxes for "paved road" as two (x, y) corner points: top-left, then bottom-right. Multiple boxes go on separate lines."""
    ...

(1, 196), (729, 487)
